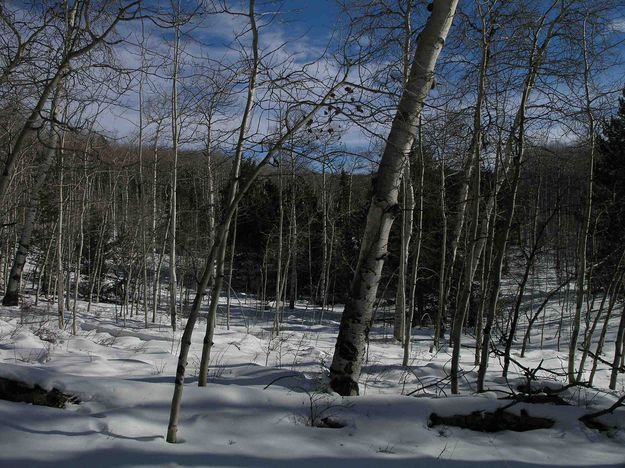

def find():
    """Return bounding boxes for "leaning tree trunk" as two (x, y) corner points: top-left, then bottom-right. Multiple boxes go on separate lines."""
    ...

(502, 198), (555, 376)
(329, 0), (459, 396)
(195, 2), (260, 386)
(577, 269), (619, 381)
(2, 85), (63, 307)
(588, 271), (624, 386)
(167, 0), (347, 439)
(609, 301), (625, 390)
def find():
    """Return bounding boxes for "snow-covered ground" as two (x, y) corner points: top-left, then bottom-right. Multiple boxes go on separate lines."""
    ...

(0, 270), (623, 467)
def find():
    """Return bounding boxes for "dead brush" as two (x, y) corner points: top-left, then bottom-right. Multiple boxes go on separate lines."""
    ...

(34, 326), (61, 344)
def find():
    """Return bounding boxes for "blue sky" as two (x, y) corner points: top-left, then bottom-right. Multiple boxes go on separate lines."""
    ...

(98, 0), (360, 149)
(9, 0), (623, 155)
(275, 0), (340, 36)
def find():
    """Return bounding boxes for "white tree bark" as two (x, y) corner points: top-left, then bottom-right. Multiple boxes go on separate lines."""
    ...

(168, 5), (181, 331)
(569, 16), (596, 384)
(329, 0), (459, 396)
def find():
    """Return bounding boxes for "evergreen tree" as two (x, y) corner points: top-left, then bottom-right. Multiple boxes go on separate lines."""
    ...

(596, 87), (625, 275)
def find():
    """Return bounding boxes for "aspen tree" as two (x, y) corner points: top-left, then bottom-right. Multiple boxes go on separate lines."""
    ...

(168, 0), (181, 331)
(475, 2), (567, 393)
(394, 0), (414, 344)
(329, 0), (459, 396)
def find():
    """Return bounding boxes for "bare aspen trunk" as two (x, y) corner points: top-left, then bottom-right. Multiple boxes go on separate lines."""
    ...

(225, 209), (237, 330)
(588, 274), (624, 386)
(73, 173), (87, 320)
(137, 32), (148, 329)
(318, 158), (328, 310)
(609, 301), (625, 390)
(57, 131), (65, 329)
(394, 167), (413, 343)
(87, 213), (106, 312)
(433, 154), (447, 351)
(576, 271), (616, 381)
(404, 130), (423, 365)
(273, 159), (284, 336)
(205, 129), (216, 279)
(36, 222), (57, 306)
(475, 192), (499, 367)
(447, 12), (494, 392)
(319, 221), (335, 325)
(65, 228), (72, 312)
(289, 160), (298, 310)
(329, 1), (458, 396)
(394, 0), (414, 344)
(569, 19), (595, 384)
(151, 123), (162, 323)
(153, 218), (169, 322)
(168, 6), (181, 332)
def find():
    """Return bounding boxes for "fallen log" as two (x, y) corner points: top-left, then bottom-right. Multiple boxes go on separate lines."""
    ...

(428, 408), (554, 432)
(0, 377), (79, 408)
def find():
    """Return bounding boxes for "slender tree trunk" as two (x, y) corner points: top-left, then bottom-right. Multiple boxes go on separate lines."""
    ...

(73, 175), (88, 319)
(576, 270), (617, 381)
(569, 18), (595, 384)
(167, 0), (346, 439)
(448, 15), (492, 392)
(318, 158), (328, 310)
(404, 128), (423, 365)
(226, 209), (237, 330)
(289, 160), (298, 310)
(609, 301), (625, 390)
(475, 11), (562, 391)
(395, 166), (414, 343)
(520, 278), (569, 357)
(589, 273), (624, 386)
(168, 6), (181, 332)
(57, 128), (66, 329)
(433, 154), (447, 351)
(151, 123), (162, 323)
(394, 0), (414, 344)
(195, 0), (261, 392)
(273, 159), (284, 336)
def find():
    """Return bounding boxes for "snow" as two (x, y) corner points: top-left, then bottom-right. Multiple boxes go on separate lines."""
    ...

(0, 274), (623, 467)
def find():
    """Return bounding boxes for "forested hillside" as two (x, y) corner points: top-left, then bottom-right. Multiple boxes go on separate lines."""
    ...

(0, 1), (624, 466)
